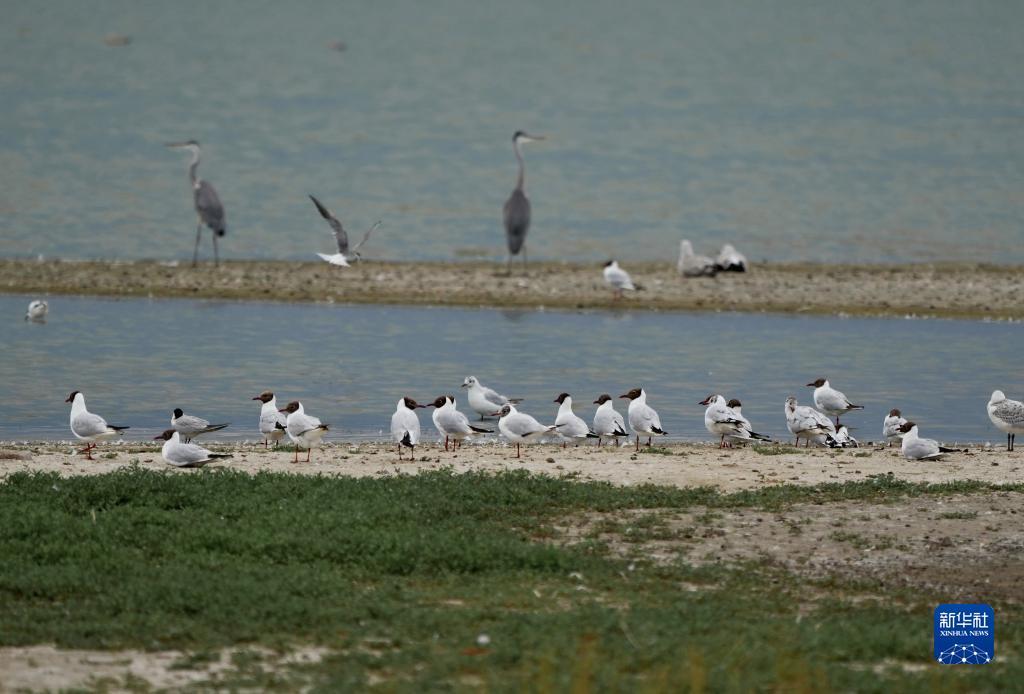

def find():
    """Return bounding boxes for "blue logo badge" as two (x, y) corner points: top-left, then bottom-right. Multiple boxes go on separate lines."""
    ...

(934, 604), (994, 664)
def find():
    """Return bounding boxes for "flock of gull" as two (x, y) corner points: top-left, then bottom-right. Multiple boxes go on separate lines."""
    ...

(62, 376), (1024, 469)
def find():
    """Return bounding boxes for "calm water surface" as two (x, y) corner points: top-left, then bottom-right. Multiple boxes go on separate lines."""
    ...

(3, 295), (1020, 444)
(2, 1), (1023, 264)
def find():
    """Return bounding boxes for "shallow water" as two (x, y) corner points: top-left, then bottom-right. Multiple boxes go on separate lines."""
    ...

(2, 1), (1024, 264)
(3, 295), (1020, 444)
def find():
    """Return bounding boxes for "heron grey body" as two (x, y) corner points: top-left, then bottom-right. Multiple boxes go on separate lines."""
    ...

(503, 131), (543, 272)
(167, 141), (226, 267)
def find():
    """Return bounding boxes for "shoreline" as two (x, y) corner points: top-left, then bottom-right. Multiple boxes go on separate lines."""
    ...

(3, 258), (1022, 319)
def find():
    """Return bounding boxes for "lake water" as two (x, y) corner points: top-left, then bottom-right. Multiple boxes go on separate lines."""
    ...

(2, 1), (1023, 265)
(3, 295), (1020, 444)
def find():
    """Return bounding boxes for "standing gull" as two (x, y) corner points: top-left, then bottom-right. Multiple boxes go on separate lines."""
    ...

(715, 244), (748, 272)
(808, 378), (863, 427)
(494, 403), (558, 458)
(620, 388), (667, 451)
(592, 394), (629, 446)
(308, 194), (381, 266)
(279, 401), (329, 463)
(725, 399), (770, 447)
(503, 130), (544, 273)
(166, 141), (226, 267)
(700, 394), (769, 448)
(882, 408), (907, 447)
(784, 396), (836, 447)
(461, 376), (522, 420)
(171, 408), (229, 443)
(391, 397), (425, 460)
(153, 430), (232, 468)
(602, 260), (636, 298)
(25, 300), (48, 322)
(987, 390), (1024, 451)
(552, 393), (599, 447)
(898, 421), (957, 460)
(677, 240), (717, 277)
(252, 391), (287, 448)
(65, 391), (129, 460)
(431, 396), (491, 451)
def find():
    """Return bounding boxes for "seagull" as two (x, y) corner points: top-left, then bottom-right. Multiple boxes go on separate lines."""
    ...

(700, 395), (770, 448)
(808, 378), (864, 427)
(391, 397), (425, 460)
(620, 388), (667, 451)
(461, 376), (522, 420)
(170, 408), (229, 443)
(592, 394), (629, 446)
(552, 393), (599, 447)
(431, 395), (491, 451)
(987, 390), (1024, 451)
(65, 391), (129, 460)
(153, 429), (232, 468)
(898, 421), (957, 460)
(882, 408), (907, 447)
(833, 425), (859, 448)
(784, 396), (836, 448)
(25, 300), (48, 322)
(309, 194), (381, 267)
(724, 398), (770, 447)
(714, 244), (748, 272)
(252, 391), (287, 448)
(677, 240), (717, 278)
(494, 403), (558, 458)
(279, 401), (329, 463)
(602, 260), (636, 299)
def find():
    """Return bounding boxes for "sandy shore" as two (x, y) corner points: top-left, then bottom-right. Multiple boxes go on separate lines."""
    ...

(2, 441), (1020, 492)
(2, 258), (1022, 319)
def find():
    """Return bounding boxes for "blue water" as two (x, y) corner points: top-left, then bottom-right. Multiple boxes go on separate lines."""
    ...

(2, 1), (1023, 264)
(3, 295), (1020, 443)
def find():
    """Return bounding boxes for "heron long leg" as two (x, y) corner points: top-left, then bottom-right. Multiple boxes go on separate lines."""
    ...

(523, 245), (528, 270)
(193, 224), (202, 267)
(212, 231), (219, 267)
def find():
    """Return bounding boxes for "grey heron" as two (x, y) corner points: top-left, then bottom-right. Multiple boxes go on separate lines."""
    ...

(503, 130), (544, 272)
(166, 140), (227, 267)
(308, 194), (381, 266)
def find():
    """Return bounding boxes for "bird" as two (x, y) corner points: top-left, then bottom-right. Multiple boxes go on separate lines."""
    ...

(252, 391), (287, 448)
(153, 429), (232, 468)
(898, 421), (957, 460)
(431, 395), (491, 450)
(699, 395), (770, 448)
(987, 390), (1024, 451)
(494, 403), (559, 458)
(166, 141), (226, 267)
(602, 260), (636, 298)
(279, 401), (329, 463)
(391, 397), (425, 460)
(714, 244), (748, 272)
(724, 398), (770, 447)
(882, 408), (907, 447)
(552, 393), (599, 447)
(677, 240), (717, 277)
(592, 394), (629, 446)
(808, 378), (863, 427)
(461, 376), (522, 420)
(503, 130), (544, 273)
(833, 425), (859, 448)
(170, 408), (229, 443)
(308, 194), (382, 267)
(65, 391), (128, 460)
(784, 396), (837, 447)
(25, 300), (48, 322)
(620, 388), (667, 451)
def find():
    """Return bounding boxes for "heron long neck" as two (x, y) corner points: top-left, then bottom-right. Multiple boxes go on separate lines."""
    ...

(514, 140), (525, 191)
(187, 149), (200, 185)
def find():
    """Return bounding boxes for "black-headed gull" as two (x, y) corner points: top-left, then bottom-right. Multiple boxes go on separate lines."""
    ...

(808, 378), (863, 427)
(725, 399), (770, 446)
(833, 425), (859, 448)
(898, 421), (957, 460)
(882, 408), (907, 447)
(552, 393), (598, 447)
(495, 403), (558, 458)
(784, 396), (836, 447)
(620, 388), (667, 451)
(987, 390), (1024, 451)
(252, 391), (287, 448)
(279, 401), (329, 463)
(714, 244), (748, 272)
(65, 391), (129, 460)
(309, 194), (381, 267)
(431, 395), (491, 451)
(592, 394), (629, 446)
(602, 260), (636, 299)
(461, 376), (522, 420)
(391, 397), (426, 460)
(153, 429), (232, 468)
(700, 395), (769, 448)
(25, 300), (48, 322)
(677, 240), (717, 278)
(171, 408), (229, 443)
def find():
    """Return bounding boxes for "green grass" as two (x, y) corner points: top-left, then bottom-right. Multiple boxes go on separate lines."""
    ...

(0, 467), (1020, 691)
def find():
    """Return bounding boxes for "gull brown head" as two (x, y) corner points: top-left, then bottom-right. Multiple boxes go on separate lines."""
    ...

(889, 408), (902, 417)
(278, 401), (300, 414)
(620, 388), (643, 400)
(65, 390), (80, 403)
(898, 421), (916, 433)
(402, 397), (424, 409)
(593, 394), (612, 405)
(727, 399), (742, 409)
(553, 392), (571, 404)
(252, 391), (275, 403)
(153, 429), (177, 441)
(807, 378), (827, 388)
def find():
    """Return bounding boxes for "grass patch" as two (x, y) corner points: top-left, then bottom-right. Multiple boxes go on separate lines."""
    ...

(0, 468), (1020, 690)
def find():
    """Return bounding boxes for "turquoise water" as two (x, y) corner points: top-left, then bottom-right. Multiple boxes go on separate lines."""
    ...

(2, 1), (1023, 264)
(3, 295), (1020, 443)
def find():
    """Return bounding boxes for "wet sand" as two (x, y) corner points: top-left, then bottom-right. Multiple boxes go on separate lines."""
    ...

(2, 258), (1022, 319)
(2, 441), (1020, 492)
